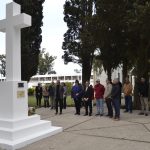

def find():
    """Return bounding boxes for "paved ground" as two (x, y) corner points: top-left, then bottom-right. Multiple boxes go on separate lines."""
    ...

(19, 106), (150, 150)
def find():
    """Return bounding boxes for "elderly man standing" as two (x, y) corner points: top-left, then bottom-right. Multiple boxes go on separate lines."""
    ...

(94, 79), (105, 116)
(138, 77), (149, 116)
(111, 78), (121, 121)
(54, 80), (64, 115)
(123, 77), (133, 113)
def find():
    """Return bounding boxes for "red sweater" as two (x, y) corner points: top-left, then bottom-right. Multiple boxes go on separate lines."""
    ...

(94, 83), (105, 99)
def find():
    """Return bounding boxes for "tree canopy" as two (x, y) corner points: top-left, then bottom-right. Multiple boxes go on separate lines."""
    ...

(63, 0), (96, 84)
(13, 0), (45, 81)
(38, 49), (56, 75)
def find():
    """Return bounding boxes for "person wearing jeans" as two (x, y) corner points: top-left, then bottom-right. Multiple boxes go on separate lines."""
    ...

(123, 77), (133, 113)
(94, 79), (105, 116)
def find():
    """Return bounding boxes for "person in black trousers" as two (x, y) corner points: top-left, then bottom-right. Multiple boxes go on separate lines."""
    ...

(35, 83), (43, 107)
(54, 80), (64, 115)
(111, 78), (121, 121)
(83, 81), (94, 116)
(62, 82), (67, 109)
(71, 80), (83, 115)
(104, 79), (113, 118)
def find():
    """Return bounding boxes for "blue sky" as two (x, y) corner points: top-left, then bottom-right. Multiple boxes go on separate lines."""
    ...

(0, 0), (81, 74)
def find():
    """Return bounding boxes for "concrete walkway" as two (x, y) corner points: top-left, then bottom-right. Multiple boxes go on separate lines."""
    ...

(19, 106), (150, 150)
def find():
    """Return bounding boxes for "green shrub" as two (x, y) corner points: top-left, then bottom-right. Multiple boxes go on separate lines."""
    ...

(65, 82), (72, 95)
(28, 88), (34, 96)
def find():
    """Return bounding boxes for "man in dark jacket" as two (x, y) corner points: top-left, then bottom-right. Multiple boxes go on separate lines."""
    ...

(35, 83), (42, 107)
(111, 78), (121, 120)
(83, 81), (94, 116)
(138, 77), (149, 116)
(54, 80), (64, 115)
(71, 80), (83, 115)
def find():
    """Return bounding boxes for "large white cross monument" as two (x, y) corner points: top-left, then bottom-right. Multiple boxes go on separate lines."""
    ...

(0, 2), (62, 150)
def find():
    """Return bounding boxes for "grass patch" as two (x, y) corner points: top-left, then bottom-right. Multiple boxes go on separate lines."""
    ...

(28, 95), (74, 107)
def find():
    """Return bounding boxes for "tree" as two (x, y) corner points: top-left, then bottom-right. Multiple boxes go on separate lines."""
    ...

(127, 0), (150, 108)
(38, 49), (56, 75)
(13, 0), (45, 81)
(62, 0), (96, 84)
(94, 0), (130, 81)
(0, 54), (6, 77)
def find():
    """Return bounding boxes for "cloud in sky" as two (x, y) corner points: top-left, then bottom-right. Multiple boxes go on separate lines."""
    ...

(0, 0), (81, 74)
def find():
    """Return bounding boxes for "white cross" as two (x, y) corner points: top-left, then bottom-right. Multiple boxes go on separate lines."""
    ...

(0, 2), (31, 81)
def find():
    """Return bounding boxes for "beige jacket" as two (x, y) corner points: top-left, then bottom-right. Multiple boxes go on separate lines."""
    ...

(123, 82), (132, 96)
(104, 83), (112, 99)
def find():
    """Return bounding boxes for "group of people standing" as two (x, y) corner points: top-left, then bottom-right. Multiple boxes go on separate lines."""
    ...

(35, 80), (67, 115)
(35, 76), (149, 121)
(71, 77), (149, 121)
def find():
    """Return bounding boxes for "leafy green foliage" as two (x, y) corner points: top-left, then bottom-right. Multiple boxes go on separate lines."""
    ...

(38, 49), (56, 75)
(28, 88), (34, 96)
(63, 0), (96, 84)
(13, 0), (45, 81)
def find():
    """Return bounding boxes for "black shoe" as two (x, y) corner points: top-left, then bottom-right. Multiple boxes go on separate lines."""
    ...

(106, 114), (109, 117)
(145, 113), (148, 116)
(138, 112), (144, 115)
(100, 114), (103, 117)
(124, 110), (128, 113)
(55, 112), (58, 115)
(89, 113), (92, 116)
(84, 114), (88, 116)
(129, 111), (132, 114)
(95, 113), (100, 116)
(59, 112), (62, 115)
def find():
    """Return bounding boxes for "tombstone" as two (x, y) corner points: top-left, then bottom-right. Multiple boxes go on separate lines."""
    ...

(0, 2), (62, 150)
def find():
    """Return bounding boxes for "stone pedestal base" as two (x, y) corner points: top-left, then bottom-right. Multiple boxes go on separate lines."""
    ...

(0, 81), (62, 150)
(0, 115), (62, 150)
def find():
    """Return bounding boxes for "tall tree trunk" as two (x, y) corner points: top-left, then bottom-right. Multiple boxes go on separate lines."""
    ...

(133, 77), (141, 110)
(122, 59), (128, 83)
(82, 58), (93, 86)
(107, 67), (112, 82)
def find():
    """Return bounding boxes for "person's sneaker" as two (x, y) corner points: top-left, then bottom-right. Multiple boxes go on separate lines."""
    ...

(145, 113), (148, 116)
(138, 112), (144, 115)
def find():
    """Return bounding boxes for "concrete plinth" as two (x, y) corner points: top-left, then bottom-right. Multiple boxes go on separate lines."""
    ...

(0, 115), (62, 150)
(0, 81), (62, 150)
